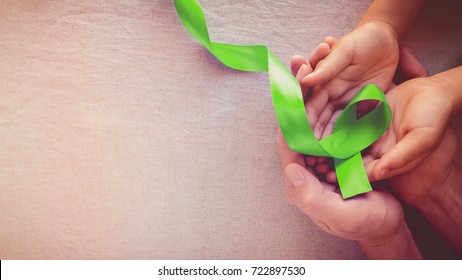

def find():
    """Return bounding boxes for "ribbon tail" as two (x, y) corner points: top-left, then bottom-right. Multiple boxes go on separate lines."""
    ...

(335, 153), (372, 199)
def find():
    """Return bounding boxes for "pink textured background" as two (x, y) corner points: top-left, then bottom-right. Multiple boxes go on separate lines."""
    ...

(0, 0), (461, 259)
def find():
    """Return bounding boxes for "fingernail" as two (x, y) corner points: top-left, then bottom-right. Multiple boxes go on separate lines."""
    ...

(286, 165), (306, 188)
(379, 168), (389, 179)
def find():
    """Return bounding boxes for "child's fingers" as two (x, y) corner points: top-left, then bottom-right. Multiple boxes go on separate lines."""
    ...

(312, 102), (335, 140)
(398, 45), (428, 80)
(290, 55), (308, 76)
(308, 37), (336, 67)
(301, 42), (352, 86)
(324, 36), (336, 48)
(296, 64), (313, 80)
(304, 86), (329, 130)
(296, 64), (313, 99)
(320, 110), (342, 140)
(291, 55), (312, 99)
(309, 42), (331, 68)
(363, 154), (379, 182)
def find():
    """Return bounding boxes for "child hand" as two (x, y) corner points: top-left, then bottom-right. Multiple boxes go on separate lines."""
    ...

(365, 76), (455, 182)
(293, 22), (399, 140)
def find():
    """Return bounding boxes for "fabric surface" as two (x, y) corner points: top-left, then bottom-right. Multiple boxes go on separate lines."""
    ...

(0, 0), (461, 259)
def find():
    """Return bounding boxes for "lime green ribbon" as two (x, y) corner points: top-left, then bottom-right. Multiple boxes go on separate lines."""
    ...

(173, 0), (391, 198)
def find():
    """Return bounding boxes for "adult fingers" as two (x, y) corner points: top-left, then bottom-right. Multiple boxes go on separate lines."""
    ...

(277, 129), (306, 205)
(285, 163), (385, 238)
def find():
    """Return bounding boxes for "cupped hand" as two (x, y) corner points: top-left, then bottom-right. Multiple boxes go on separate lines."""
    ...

(364, 78), (457, 206)
(366, 77), (454, 181)
(293, 22), (399, 140)
(277, 129), (404, 244)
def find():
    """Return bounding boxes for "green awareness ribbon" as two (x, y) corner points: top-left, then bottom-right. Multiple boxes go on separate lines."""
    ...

(173, 0), (392, 199)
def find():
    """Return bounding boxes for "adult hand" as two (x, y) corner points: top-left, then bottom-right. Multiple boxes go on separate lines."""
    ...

(277, 130), (421, 259)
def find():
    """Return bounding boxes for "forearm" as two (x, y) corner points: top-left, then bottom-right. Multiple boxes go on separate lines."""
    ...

(357, 0), (424, 40)
(357, 219), (422, 259)
(417, 164), (462, 254)
(430, 66), (462, 117)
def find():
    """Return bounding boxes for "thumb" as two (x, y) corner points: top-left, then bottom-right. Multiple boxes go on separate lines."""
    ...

(284, 163), (325, 211)
(284, 163), (367, 237)
(372, 129), (439, 180)
(301, 43), (352, 86)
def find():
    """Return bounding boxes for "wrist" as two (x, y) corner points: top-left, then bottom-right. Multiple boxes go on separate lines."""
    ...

(358, 19), (399, 43)
(418, 164), (461, 213)
(357, 0), (424, 40)
(415, 164), (462, 253)
(429, 66), (462, 117)
(357, 219), (422, 259)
